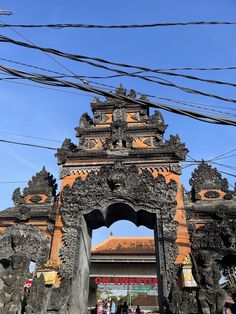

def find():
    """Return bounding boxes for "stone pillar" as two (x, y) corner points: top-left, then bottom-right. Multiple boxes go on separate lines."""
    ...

(154, 216), (166, 314)
(67, 215), (92, 314)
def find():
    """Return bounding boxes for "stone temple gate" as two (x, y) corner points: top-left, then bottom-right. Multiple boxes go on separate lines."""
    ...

(0, 86), (235, 313)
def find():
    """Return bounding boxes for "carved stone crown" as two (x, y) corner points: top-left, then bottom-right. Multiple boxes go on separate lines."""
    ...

(12, 167), (57, 206)
(23, 167), (57, 197)
(56, 84), (188, 171)
(189, 161), (228, 200)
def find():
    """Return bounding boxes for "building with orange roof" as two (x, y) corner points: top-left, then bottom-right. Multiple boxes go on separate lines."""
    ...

(88, 234), (158, 310)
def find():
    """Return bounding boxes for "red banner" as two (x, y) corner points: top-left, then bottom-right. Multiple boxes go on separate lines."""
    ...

(95, 277), (158, 285)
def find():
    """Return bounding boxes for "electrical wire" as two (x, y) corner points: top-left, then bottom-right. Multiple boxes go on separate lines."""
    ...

(0, 64), (236, 126)
(84, 69), (236, 90)
(1, 58), (235, 117)
(0, 18), (85, 82)
(208, 148), (236, 162)
(0, 130), (62, 143)
(213, 153), (236, 162)
(2, 34), (236, 106)
(210, 161), (236, 171)
(3, 57), (236, 88)
(217, 169), (236, 179)
(1, 21), (236, 29)
(2, 75), (235, 119)
(0, 56), (67, 76)
(0, 77), (96, 97)
(0, 139), (57, 150)
(80, 80), (236, 115)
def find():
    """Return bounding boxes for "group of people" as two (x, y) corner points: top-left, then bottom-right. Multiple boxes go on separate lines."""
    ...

(94, 299), (141, 314)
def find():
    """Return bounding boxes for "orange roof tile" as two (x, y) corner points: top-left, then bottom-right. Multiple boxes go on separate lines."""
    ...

(91, 236), (155, 255)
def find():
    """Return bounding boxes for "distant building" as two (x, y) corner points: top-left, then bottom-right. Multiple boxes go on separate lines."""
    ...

(88, 235), (158, 310)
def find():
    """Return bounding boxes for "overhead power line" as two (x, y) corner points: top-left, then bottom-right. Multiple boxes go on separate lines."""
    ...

(1, 21), (236, 29)
(2, 34), (236, 106)
(0, 139), (57, 150)
(217, 169), (236, 179)
(0, 56), (235, 117)
(0, 56), (67, 76)
(2, 55), (236, 76)
(0, 130), (62, 143)
(1, 56), (236, 114)
(214, 153), (236, 162)
(1, 34), (233, 86)
(208, 148), (236, 162)
(1, 77), (96, 97)
(2, 75), (235, 121)
(0, 64), (236, 126)
(0, 18), (84, 81)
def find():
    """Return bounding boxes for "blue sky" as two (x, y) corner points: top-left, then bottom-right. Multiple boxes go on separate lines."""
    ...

(0, 0), (236, 244)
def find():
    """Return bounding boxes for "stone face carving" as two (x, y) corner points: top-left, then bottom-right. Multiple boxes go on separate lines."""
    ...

(14, 205), (31, 221)
(192, 251), (227, 314)
(0, 252), (30, 314)
(60, 161), (178, 214)
(0, 224), (50, 268)
(189, 161), (228, 200)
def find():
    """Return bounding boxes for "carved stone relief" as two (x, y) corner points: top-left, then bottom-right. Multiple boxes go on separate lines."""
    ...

(0, 252), (30, 314)
(60, 161), (178, 214)
(0, 224), (50, 267)
(58, 161), (180, 312)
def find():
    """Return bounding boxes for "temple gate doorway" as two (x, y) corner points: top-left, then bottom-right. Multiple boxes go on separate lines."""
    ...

(1, 86), (235, 313)
(88, 221), (158, 313)
(51, 87), (189, 313)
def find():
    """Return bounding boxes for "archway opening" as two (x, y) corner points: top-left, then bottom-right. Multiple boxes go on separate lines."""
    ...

(88, 216), (159, 314)
(84, 202), (157, 230)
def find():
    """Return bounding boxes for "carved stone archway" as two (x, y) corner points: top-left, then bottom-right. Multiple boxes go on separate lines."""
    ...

(56, 161), (179, 313)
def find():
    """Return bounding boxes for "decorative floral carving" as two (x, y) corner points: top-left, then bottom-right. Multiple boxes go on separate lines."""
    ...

(48, 278), (71, 312)
(167, 280), (197, 314)
(59, 226), (79, 277)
